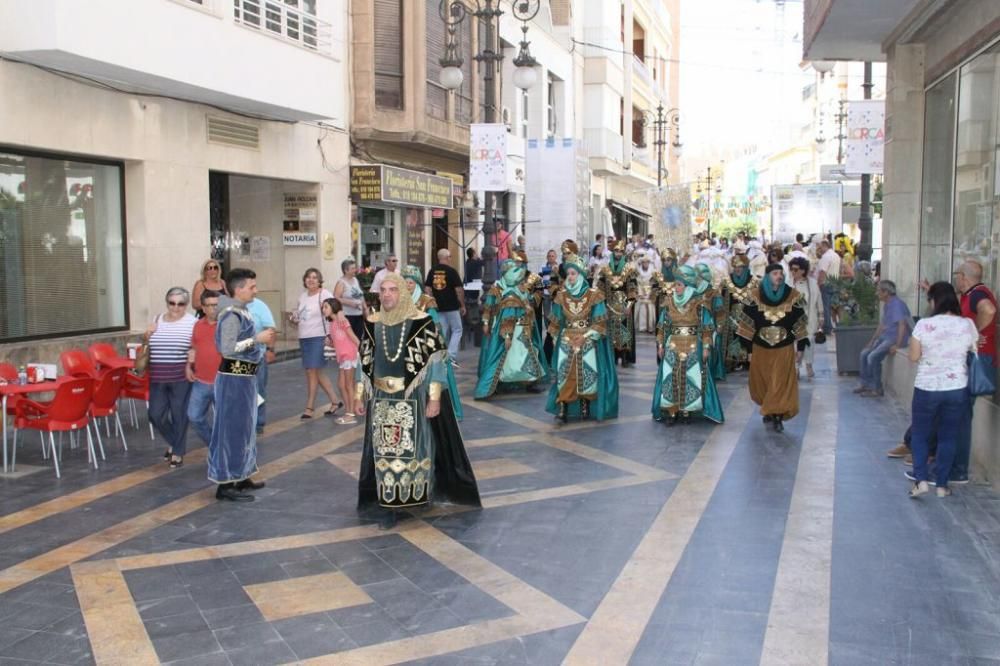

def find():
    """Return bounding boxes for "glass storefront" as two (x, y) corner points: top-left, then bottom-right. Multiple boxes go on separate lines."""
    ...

(0, 149), (127, 342)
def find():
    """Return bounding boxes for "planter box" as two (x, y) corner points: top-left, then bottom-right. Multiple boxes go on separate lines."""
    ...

(834, 324), (877, 375)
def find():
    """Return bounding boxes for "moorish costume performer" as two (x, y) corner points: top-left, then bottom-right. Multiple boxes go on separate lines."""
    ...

(356, 274), (480, 511)
(736, 263), (809, 432)
(635, 251), (658, 334)
(652, 248), (679, 323)
(401, 265), (463, 420)
(475, 253), (548, 398)
(722, 254), (757, 371)
(651, 266), (724, 425)
(208, 268), (273, 502)
(545, 254), (619, 423)
(695, 263), (727, 382)
(597, 240), (638, 367)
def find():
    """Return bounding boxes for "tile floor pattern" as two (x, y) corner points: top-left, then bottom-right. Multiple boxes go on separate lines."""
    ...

(0, 335), (999, 665)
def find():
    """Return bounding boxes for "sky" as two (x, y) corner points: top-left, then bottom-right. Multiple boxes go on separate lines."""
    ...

(678, 0), (811, 169)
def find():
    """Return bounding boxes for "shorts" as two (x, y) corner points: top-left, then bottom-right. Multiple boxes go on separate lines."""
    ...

(338, 357), (358, 370)
(299, 336), (327, 369)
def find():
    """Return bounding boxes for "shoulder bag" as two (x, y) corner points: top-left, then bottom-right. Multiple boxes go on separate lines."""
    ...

(967, 351), (996, 397)
(134, 315), (159, 375)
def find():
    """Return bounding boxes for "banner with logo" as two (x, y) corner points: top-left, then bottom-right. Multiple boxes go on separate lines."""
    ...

(846, 100), (885, 175)
(469, 123), (508, 192)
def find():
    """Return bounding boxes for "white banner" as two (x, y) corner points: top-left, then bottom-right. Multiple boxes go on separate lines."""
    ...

(770, 184), (843, 243)
(469, 123), (508, 192)
(845, 100), (885, 175)
(526, 138), (579, 270)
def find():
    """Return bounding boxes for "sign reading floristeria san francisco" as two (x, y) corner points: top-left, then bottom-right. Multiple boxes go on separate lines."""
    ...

(350, 165), (453, 209)
(845, 100), (885, 175)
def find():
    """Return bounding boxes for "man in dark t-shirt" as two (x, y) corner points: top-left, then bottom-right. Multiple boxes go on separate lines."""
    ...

(425, 248), (466, 363)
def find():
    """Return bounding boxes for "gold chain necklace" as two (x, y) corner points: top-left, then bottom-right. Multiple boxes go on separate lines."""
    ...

(380, 322), (406, 362)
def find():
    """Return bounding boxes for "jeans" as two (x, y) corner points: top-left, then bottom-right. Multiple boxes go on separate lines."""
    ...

(186, 381), (215, 445)
(910, 387), (969, 488)
(859, 338), (893, 392)
(256, 360), (269, 428)
(438, 309), (463, 362)
(820, 283), (835, 334)
(149, 380), (193, 455)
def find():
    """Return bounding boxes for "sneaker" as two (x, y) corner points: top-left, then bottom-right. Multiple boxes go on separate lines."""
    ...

(949, 475), (969, 485)
(887, 443), (910, 458)
(936, 486), (952, 498)
(904, 469), (938, 485)
(909, 481), (930, 498)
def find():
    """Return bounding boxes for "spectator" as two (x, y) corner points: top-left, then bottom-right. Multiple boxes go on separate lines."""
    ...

(334, 258), (366, 342)
(854, 280), (913, 398)
(816, 239), (842, 334)
(494, 226), (514, 262)
(464, 247), (484, 283)
(788, 257), (824, 378)
(191, 259), (229, 318)
(425, 248), (465, 364)
(905, 282), (978, 498)
(289, 268), (342, 419)
(322, 298), (361, 425)
(186, 289), (222, 447)
(147, 287), (197, 469)
(246, 295), (276, 436)
(370, 254), (399, 295)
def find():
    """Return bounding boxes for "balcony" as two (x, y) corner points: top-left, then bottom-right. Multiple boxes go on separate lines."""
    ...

(803, 0), (921, 61)
(0, 0), (346, 122)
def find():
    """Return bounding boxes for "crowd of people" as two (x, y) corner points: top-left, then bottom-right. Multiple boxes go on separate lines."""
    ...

(141, 227), (996, 508)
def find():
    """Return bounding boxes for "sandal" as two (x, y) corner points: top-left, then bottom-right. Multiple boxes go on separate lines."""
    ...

(301, 407), (315, 420)
(326, 402), (344, 417)
(336, 415), (357, 425)
(169, 456), (184, 469)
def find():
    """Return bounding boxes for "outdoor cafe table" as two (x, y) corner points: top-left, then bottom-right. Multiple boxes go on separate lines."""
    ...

(0, 377), (70, 473)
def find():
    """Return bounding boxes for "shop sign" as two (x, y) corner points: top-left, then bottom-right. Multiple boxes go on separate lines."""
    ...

(284, 193), (318, 232)
(350, 165), (452, 209)
(405, 209), (425, 275)
(283, 232), (318, 246)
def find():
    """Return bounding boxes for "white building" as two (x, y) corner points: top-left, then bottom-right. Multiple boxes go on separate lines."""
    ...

(0, 0), (350, 357)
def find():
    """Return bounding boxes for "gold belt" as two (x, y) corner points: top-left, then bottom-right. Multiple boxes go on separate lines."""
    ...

(374, 376), (406, 393)
(671, 326), (697, 336)
(759, 326), (788, 346)
(567, 320), (590, 329)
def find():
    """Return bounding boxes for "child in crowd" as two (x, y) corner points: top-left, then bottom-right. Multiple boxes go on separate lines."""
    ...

(322, 298), (361, 424)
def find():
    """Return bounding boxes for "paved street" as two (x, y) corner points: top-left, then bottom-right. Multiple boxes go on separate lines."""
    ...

(0, 336), (999, 665)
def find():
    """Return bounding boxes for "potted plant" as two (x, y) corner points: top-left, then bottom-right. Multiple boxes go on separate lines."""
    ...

(828, 274), (880, 374)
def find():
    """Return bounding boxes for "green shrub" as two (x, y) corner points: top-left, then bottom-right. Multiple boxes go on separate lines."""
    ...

(828, 275), (879, 325)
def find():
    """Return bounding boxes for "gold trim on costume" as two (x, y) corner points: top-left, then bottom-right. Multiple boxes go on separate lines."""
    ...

(374, 376), (406, 393)
(428, 381), (443, 401)
(759, 325), (788, 346)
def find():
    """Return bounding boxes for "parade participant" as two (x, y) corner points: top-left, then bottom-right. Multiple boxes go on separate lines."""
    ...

(736, 264), (809, 432)
(596, 239), (639, 367)
(634, 251), (658, 334)
(209, 268), (275, 502)
(545, 254), (619, 423)
(652, 265), (724, 425)
(401, 265), (463, 421)
(695, 263), (727, 381)
(722, 254), (758, 371)
(356, 274), (480, 512)
(475, 252), (548, 398)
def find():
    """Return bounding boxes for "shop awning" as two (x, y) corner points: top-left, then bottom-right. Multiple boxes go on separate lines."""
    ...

(608, 199), (650, 219)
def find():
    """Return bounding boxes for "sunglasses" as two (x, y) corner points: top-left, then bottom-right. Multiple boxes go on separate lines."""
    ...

(167, 301), (187, 307)
(206, 265), (220, 270)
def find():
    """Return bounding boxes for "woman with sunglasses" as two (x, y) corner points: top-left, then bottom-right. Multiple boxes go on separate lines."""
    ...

(192, 259), (229, 318)
(147, 287), (197, 468)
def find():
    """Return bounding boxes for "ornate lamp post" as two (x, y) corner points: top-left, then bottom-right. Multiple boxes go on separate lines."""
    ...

(695, 167), (722, 236)
(438, 0), (541, 288)
(642, 104), (682, 188)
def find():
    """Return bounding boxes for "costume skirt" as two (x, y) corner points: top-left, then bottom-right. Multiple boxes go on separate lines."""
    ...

(748, 343), (799, 420)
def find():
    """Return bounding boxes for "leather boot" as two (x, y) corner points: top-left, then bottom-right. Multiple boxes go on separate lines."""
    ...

(581, 400), (590, 419)
(557, 402), (568, 424)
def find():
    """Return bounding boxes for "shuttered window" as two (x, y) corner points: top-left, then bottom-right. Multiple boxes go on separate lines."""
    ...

(0, 149), (128, 342)
(426, 1), (448, 120)
(455, 16), (475, 125)
(374, 0), (404, 109)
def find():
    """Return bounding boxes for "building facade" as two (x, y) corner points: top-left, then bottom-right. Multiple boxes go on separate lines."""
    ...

(0, 0), (351, 359)
(806, 0), (1000, 487)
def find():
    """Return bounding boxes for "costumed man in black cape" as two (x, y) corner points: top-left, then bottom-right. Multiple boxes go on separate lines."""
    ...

(356, 273), (480, 519)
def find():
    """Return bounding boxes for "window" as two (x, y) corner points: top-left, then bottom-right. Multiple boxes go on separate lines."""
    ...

(374, 0), (404, 109)
(919, 74), (957, 300)
(425, 1), (448, 120)
(631, 105), (645, 147)
(632, 20), (645, 62)
(546, 74), (558, 137)
(233, 0), (320, 50)
(0, 149), (128, 342)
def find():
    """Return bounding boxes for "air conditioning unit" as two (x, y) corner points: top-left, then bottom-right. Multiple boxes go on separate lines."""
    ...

(501, 106), (513, 130)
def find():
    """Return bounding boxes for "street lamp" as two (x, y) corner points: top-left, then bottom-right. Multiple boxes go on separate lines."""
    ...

(641, 104), (682, 188)
(694, 167), (722, 236)
(439, 0), (541, 289)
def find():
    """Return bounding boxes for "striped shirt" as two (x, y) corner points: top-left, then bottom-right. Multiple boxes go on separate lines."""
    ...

(149, 313), (196, 383)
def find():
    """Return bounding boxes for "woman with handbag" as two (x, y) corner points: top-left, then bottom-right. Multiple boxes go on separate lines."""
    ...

(788, 257), (824, 379)
(906, 282), (979, 498)
(147, 287), (197, 468)
(289, 268), (342, 419)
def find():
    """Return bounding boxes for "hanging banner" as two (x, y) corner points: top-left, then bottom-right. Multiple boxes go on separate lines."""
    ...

(845, 100), (885, 175)
(770, 184), (843, 243)
(469, 123), (509, 192)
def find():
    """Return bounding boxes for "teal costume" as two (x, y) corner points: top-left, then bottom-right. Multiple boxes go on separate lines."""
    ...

(545, 259), (619, 421)
(651, 266), (724, 424)
(475, 260), (548, 398)
(402, 266), (463, 420)
(695, 263), (727, 382)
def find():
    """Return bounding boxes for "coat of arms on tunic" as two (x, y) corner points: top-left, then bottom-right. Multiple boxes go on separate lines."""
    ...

(372, 399), (416, 457)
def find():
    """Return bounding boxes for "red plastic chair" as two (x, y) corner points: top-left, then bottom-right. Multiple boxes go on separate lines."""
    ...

(89, 367), (127, 455)
(13, 377), (97, 478)
(0, 363), (18, 416)
(88, 343), (122, 370)
(60, 349), (97, 378)
(121, 372), (154, 440)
